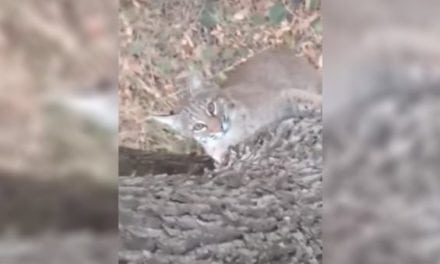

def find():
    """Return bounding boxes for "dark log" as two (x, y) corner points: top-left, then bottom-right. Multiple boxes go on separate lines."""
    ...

(118, 146), (215, 176)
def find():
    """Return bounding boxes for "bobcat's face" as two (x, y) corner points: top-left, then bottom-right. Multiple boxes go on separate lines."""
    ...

(150, 90), (232, 145)
(182, 92), (231, 143)
(149, 73), (237, 162)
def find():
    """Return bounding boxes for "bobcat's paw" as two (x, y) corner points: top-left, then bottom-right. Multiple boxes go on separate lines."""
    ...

(203, 145), (228, 165)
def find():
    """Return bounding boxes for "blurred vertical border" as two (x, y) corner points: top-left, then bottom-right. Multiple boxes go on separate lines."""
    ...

(324, 0), (440, 263)
(0, 0), (118, 263)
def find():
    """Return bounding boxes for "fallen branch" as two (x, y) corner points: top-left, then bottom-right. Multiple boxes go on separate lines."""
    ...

(118, 146), (215, 176)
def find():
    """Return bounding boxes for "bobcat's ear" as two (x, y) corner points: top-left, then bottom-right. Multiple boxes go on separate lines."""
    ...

(148, 113), (184, 132)
(187, 71), (205, 95)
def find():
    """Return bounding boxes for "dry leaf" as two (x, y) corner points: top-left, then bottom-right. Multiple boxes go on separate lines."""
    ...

(233, 9), (248, 21)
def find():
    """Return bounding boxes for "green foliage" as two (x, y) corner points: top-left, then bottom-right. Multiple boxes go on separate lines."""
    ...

(129, 40), (144, 57)
(312, 18), (322, 34)
(200, 2), (220, 29)
(268, 2), (287, 25)
(305, 0), (320, 11)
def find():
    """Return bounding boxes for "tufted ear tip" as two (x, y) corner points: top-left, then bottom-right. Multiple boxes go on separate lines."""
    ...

(147, 112), (186, 133)
(187, 71), (205, 95)
(149, 114), (175, 124)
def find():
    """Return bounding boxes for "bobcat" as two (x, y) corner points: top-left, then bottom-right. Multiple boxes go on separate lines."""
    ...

(151, 48), (322, 163)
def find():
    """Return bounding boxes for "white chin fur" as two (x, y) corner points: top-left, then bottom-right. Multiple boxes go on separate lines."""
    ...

(200, 138), (228, 163)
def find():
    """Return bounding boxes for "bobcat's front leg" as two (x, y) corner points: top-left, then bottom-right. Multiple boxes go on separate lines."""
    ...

(202, 143), (229, 164)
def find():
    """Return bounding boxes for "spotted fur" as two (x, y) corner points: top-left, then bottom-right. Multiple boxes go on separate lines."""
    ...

(151, 49), (322, 163)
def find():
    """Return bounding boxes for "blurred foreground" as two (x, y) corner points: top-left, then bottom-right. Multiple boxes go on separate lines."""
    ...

(0, 0), (117, 263)
(324, 0), (440, 263)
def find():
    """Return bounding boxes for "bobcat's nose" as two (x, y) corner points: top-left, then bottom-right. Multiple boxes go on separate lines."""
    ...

(221, 117), (230, 133)
(207, 118), (223, 134)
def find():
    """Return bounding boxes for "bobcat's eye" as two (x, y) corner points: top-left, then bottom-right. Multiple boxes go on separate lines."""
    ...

(193, 123), (207, 132)
(206, 101), (217, 116)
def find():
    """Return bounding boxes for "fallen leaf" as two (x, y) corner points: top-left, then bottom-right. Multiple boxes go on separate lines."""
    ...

(232, 9), (248, 21)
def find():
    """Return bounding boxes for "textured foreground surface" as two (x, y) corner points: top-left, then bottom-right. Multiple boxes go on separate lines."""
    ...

(119, 113), (322, 264)
(0, 232), (117, 264)
(324, 37), (440, 264)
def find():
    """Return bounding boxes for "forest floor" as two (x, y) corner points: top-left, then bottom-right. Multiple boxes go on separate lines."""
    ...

(119, 0), (322, 154)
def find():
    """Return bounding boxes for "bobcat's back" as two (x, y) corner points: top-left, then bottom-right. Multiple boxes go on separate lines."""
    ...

(221, 49), (321, 110)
